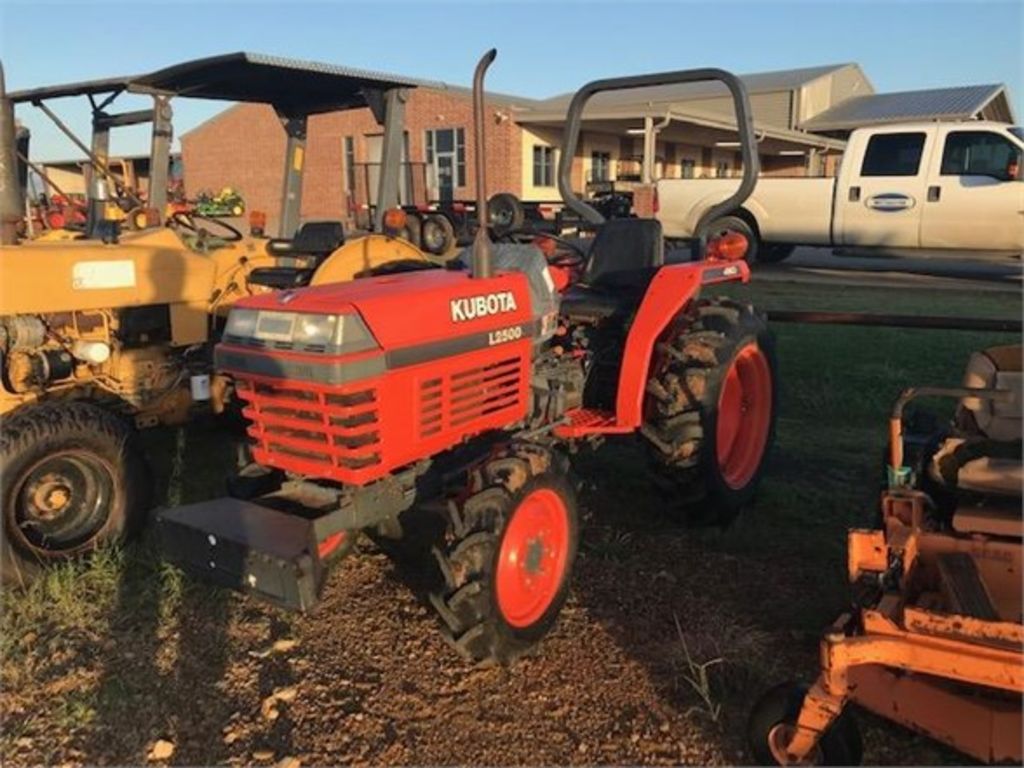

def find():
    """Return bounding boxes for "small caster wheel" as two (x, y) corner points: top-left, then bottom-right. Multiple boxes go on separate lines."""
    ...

(747, 682), (862, 766)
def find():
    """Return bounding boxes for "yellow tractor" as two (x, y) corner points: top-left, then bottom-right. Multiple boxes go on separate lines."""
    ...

(0, 53), (435, 585)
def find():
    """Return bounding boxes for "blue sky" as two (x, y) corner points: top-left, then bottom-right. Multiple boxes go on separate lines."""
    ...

(2, 0), (1021, 160)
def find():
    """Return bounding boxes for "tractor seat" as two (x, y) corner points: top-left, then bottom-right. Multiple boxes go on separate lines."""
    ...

(559, 219), (664, 320)
(266, 220), (345, 260)
(930, 345), (1023, 505)
(246, 266), (316, 290)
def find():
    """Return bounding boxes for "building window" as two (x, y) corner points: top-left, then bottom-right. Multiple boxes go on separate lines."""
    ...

(940, 131), (1021, 179)
(715, 160), (730, 178)
(425, 128), (466, 189)
(681, 158), (695, 179)
(590, 151), (611, 182)
(533, 145), (555, 187)
(343, 136), (356, 194)
(860, 132), (926, 177)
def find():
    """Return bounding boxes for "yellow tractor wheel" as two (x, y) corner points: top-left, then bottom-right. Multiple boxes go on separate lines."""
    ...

(309, 234), (434, 286)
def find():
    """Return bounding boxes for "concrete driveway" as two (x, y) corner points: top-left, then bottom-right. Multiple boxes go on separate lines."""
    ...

(755, 247), (1022, 293)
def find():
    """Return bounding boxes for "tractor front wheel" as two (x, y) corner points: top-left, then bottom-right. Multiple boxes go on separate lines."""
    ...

(643, 297), (776, 524)
(429, 445), (578, 664)
(0, 401), (150, 587)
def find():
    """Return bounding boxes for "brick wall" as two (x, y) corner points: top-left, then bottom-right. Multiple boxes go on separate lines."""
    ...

(181, 88), (523, 235)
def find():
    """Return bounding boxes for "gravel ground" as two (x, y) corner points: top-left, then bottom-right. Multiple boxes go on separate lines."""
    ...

(0, 446), (962, 767)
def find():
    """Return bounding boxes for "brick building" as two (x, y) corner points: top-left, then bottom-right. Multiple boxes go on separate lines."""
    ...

(180, 62), (1015, 234)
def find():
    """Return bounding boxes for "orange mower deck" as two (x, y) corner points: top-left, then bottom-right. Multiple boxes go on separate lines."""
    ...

(774, 490), (1022, 765)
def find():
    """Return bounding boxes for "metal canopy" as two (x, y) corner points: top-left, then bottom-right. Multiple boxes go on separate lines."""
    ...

(8, 76), (135, 104)
(129, 51), (439, 116)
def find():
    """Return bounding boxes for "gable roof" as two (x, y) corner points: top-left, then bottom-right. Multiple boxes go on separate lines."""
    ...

(801, 84), (1012, 131)
(532, 63), (860, 111)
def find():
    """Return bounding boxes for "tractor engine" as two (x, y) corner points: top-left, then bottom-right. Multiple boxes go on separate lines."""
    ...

(0, 307), (207, 425)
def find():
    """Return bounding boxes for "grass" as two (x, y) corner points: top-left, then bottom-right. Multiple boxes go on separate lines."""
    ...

(1, 275), (1019, 764)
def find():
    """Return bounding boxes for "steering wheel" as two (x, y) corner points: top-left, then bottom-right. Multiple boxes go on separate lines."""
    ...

(170, 211), (243, 242)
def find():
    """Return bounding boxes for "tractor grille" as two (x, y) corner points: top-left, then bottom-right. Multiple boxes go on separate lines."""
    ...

(418, 356), (523, 439)
(237, 378), (381, 478)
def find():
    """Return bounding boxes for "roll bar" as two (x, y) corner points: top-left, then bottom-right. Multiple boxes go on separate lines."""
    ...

(557, 68), (760, 227)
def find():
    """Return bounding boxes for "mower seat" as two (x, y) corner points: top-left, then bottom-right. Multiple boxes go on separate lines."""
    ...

(930, 345), (1023, 502)
(266, 220), (346, 261)
(560, 219), (664, 320)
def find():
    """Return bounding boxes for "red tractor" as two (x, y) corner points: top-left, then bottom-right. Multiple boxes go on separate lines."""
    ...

(160, 52), (776, 664)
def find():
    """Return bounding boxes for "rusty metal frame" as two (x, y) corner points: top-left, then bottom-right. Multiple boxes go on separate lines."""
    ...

(779, 490), (1022, 765)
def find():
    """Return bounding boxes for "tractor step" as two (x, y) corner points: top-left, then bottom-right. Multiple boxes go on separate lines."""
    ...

(554, 408), (630, 438)
(936, 552), (999, 621)
(157, 497), (324, 611)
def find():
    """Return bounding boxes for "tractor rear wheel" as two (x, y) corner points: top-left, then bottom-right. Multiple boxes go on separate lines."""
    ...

(643, 297), (776, 524)
(429, 444), (578, 664)
(0, 401), (150, 587)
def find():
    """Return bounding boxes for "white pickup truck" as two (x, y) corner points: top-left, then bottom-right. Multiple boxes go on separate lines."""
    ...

(657, 121), (1024, 262)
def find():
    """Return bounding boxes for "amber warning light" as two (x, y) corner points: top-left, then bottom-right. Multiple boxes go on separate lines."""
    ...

(705, 232), (749, 261)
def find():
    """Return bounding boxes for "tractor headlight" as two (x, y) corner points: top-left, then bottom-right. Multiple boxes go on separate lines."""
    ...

(294, 313), (338, 347)
(224, 307), (377, 353)
(224, 308), (258, 338)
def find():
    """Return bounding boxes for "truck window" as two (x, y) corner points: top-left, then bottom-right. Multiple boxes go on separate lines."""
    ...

(941, 131), (1022, 179)
(860, 132), (926, 177)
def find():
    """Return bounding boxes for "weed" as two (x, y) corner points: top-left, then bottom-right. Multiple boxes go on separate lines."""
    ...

(673, 613), (724, 723)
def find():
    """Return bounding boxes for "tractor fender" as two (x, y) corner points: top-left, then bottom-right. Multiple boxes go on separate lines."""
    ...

(615, 263), (705, 428)
(309, 234), (431, 286)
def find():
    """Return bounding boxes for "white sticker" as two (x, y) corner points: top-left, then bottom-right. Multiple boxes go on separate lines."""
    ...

(72, 260), (137, 290)
(541, 265), (556, 293)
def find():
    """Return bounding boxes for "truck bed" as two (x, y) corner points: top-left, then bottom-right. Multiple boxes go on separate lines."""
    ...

(656, 176), (836, 245)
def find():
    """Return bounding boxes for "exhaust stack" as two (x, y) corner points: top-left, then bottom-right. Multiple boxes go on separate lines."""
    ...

(0, 62), (22, 244)
(470, 48), (497, 279)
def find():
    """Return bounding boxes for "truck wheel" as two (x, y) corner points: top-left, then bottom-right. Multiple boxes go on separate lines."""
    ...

(421, 214), (456, 256)
(430, 445), (578, 664)
(487, 192), (525, 238)
(400, 212), (423, 249)
(0, 401), (150, 587)
(702, 215), (758, 263)
(747, 683), (862, 766)
(643, 297), (776, 524)
(759, 244), (795, 264)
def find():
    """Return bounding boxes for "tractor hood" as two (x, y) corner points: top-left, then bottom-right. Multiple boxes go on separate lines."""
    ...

(230, 268), (536, 353)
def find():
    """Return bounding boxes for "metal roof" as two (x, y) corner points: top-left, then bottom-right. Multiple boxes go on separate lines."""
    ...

(129, 51), (443, 116)
(8, 75), (135, 104)
(533, 63), (859, 111)
(801, 84), (1010, 131)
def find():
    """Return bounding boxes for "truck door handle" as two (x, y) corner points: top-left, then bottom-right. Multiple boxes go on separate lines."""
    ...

(928, 185), (941, 202)
(848, 186), (861, 202)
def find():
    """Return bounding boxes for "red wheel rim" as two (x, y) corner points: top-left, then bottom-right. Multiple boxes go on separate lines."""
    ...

(495, 487), (570, 628)
(317, 531), (347, 560)
(716, 343), (772, 490)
